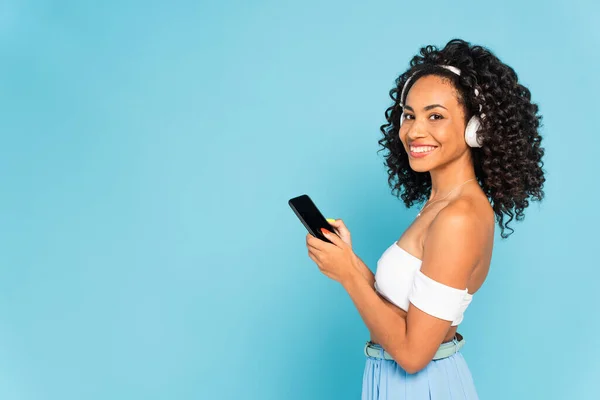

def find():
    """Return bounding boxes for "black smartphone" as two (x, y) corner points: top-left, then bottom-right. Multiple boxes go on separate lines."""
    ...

(288, 194), (337, 243)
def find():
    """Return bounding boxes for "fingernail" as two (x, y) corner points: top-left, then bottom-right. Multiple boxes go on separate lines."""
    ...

(326, 218), (335, 223)
(321, 228), (330, 235)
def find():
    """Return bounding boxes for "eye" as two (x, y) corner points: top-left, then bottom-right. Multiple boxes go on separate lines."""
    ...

(429, 113), (444, 120)
(403, 113), (415, 121)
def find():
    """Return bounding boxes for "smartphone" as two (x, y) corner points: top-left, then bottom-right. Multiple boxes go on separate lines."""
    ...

(288, 194), (336, 243)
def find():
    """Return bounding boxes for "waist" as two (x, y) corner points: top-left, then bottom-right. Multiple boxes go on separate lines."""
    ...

(364, 333), (465, 361)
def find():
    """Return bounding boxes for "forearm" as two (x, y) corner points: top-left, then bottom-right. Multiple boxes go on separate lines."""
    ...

(342, 265), (411, 368)
(352, 254), (375, 288)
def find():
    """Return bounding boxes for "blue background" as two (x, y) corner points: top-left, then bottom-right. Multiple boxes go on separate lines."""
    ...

(1, 0), (598, 399)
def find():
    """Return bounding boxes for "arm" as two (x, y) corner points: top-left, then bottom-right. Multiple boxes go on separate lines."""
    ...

(326, 218), (375, 287)
(342, 201), (484, 374)
(353, 255), (375, 288)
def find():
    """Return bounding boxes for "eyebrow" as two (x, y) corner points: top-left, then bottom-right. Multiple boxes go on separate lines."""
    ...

(403, 104), (448, 112)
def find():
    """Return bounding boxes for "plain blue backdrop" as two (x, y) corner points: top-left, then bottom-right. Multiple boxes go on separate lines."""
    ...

(1, 0), (599, 399)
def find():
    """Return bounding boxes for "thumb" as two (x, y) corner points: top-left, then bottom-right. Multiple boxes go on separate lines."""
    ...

(327, 218), (349, 236)
(320, 227), (344, 247)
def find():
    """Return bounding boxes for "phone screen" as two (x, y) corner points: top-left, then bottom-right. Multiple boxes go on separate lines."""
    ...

(288, 194), (335, 243)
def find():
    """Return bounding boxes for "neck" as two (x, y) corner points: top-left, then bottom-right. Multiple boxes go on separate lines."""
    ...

(428, 153), (477, 200)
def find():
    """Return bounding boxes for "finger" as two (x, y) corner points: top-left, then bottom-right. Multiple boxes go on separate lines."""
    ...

(326, 218), (340, 231)
(326, 218), (341, 235)
(309, 251), (329, 275)
(306, 233), (325, 252)
(307, 249), (321, 265)
(327, 218), (350, 237)
(307, 232), (330, 251)
(320, 227), (345, 248)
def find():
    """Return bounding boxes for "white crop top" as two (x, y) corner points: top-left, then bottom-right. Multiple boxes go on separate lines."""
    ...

(374, 242), (473, 326)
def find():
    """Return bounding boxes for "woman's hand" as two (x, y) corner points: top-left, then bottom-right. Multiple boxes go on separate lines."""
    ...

(326, 218), (353, 248)
(306, 226), (358, 284)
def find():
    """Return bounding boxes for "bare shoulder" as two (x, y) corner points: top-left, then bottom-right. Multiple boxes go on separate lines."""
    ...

(449, 192), (489, 219)
(420, 195), (494, 286)
(427, 199), (484, 247)
(445, 186), (493, 224)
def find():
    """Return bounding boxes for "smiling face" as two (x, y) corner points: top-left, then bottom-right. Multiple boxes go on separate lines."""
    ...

(399, 74), (471, 172)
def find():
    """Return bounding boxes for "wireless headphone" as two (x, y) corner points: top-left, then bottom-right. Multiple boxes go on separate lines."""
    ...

(398, 65), (484, 148)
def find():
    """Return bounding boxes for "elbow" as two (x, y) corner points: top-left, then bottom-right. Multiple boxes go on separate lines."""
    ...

(402, 360), (428, 375)
(389, 350), (429, 375)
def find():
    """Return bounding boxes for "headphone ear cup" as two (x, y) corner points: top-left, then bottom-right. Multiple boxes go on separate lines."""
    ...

(465, 116), (483, 147)
(399, 112), (404, 128)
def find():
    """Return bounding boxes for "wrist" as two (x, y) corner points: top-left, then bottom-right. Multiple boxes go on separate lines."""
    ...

(341, 257), (364, 288)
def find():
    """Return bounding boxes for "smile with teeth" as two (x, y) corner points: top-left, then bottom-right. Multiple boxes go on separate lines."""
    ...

(410, 145), (437, 153)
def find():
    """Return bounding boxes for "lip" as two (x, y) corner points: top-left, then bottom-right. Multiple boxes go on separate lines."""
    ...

(408, 145), (438, 158)
(408, 142), (438, 147)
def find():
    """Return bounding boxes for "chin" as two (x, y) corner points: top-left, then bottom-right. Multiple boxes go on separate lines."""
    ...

(407, 148), (449, 173)
(408, 158), (436, 173)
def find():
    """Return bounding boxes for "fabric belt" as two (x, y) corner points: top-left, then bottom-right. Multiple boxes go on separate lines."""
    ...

(364, 333), (465, 361)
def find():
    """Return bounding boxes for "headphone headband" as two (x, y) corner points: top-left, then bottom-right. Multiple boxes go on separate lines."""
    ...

(399, 65), (481, 111)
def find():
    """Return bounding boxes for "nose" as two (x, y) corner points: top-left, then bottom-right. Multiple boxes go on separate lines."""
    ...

(403, 118), (427, 141)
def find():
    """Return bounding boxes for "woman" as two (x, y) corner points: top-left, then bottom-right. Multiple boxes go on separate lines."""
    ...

(305, 39), (545, 398)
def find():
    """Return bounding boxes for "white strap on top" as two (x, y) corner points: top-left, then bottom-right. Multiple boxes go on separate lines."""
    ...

(408, 269), (469, 323)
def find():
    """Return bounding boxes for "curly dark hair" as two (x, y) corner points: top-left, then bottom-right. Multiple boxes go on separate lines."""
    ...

(378, 39), (545, 239)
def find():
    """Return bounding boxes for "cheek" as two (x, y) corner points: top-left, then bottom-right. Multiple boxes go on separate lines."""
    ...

(398, 127), (407, 145)
(432, 126), (463, 147)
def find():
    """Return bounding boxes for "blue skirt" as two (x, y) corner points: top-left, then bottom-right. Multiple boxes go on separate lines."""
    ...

(361, 343), (479, 399)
